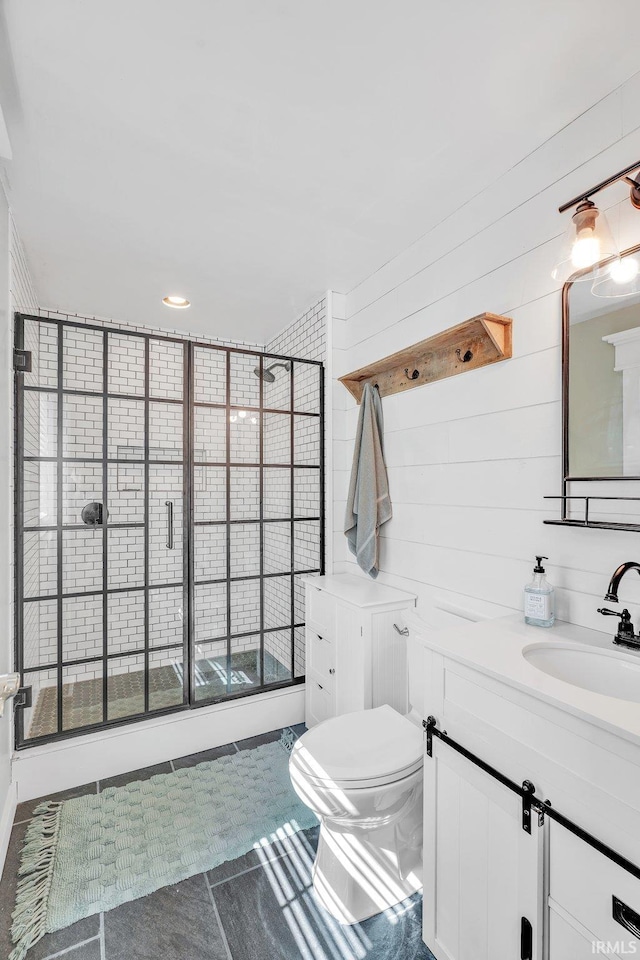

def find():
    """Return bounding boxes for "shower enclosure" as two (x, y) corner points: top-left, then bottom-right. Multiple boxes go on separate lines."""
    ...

(14, 314), (324, 747)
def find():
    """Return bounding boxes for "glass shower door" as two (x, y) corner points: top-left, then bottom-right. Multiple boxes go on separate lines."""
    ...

(16, 318), (189, 743)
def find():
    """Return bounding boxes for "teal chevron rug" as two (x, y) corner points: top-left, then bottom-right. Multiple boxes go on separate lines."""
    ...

(11, 733), (317, 960)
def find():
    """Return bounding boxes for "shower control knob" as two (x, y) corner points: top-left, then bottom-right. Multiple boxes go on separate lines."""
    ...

(329, 668), (335, 674)
(81, 502), (108, 526)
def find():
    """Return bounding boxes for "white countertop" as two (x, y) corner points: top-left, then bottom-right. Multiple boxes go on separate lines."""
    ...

(406, 610), (640, 747)
(302, 573), (417, 608)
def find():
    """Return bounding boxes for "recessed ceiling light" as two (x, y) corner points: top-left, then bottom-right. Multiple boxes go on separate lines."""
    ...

(162, 296), (190, 308)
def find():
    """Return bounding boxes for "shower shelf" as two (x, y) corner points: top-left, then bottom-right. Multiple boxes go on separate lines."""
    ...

(339, 313), (512, 403)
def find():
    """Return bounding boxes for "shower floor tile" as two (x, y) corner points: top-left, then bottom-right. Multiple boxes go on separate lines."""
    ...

(27, 651), (291, 739)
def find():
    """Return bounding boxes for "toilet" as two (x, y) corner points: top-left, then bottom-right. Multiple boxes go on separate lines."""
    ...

(289, 620), (428, 924)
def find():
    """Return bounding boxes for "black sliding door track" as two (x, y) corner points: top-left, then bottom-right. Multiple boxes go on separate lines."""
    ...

(424, 715), (640, 883)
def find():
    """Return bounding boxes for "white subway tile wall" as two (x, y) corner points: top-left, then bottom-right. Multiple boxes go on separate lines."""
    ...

(149, 340), (183, 399)
(23, 531), (56, 597)
(194, 583), (226, 642)
(194, 526), (227, 581)
(264, 522), (291, 575)
(23, 600), (56, 669)
(148, 587), (183, 648)
(230, 579), (261, 635)
(193, 348), (226, 405)
(264, 468), (290, 518)
(107, 332), (145, 396)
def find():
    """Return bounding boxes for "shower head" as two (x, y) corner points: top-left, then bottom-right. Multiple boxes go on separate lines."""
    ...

(252, 360), (291, 382)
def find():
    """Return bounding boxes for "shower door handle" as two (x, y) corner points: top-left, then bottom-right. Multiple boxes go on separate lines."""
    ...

(165, 501), (174, 550)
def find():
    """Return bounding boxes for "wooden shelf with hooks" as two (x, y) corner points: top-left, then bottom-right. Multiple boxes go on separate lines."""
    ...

(339, 313), (513, 403)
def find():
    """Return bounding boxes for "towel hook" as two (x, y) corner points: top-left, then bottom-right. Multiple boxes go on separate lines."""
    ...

(455, 348), (473, 363)
(404, 368), (420, 381)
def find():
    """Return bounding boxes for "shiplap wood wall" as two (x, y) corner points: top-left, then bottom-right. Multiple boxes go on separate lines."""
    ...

(332, 70), (640, 634)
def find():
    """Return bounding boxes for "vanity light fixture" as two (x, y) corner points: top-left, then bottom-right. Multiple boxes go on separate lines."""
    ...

(592, 253), (640, 299)
(552, 200), (618, 283)
(552, 159), (640, 285)
(162, 295), (191, 308)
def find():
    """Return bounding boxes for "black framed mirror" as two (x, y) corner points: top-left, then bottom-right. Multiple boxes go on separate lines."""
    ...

(546, 243), (640, 530)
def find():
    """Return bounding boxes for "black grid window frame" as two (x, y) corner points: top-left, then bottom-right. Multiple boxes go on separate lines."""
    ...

(188, 342), (324, 708)
(14, 314), (324, 748)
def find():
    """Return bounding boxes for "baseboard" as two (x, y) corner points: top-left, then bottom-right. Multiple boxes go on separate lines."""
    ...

(13, 683), (305, 802)
(0, 779), (17, 876)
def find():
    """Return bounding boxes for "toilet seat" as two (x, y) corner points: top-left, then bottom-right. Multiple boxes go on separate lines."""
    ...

(290, 703), (423, 789)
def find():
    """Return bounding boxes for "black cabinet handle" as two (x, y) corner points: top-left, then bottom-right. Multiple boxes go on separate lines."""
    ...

(317, 683), (323, 690)
(520, 917), (532, 960)
(329, 668), (335, 675)
(613, 896), (640, 939)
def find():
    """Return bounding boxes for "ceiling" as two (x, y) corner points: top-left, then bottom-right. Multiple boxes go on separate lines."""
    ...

(1, 1), (639, 344)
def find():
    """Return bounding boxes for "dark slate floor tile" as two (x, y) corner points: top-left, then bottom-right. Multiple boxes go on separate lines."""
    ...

(15, 781), (98, 823)
(98, 761), (172, 791)
(43, 939), (102, 960)
(31, 923), (100, 960)
(208, 823), (319, 887)
(172, 742), (237, 769)
(359, 895), (436, 960)
(104, 873), (228, 960)
(213, 840), (434, 960)
(234, 728), (284, 752)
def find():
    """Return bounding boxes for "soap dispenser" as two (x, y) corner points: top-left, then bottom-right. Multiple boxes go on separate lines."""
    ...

(524, 556), (555, 627)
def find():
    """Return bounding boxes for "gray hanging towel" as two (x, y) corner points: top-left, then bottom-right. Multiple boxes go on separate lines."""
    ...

(344, 382), (392, 578)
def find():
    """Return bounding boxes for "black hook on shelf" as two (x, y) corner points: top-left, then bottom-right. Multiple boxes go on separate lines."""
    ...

(455, 348), (473, 363)
(404, 368), (420, 380)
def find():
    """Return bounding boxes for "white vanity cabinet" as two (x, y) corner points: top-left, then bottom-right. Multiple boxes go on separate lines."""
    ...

(418, 614), (640, 960)
(424, 739), (543, 960)
(303, 574), (416, 727)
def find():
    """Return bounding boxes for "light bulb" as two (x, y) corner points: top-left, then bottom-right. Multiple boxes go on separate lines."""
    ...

(250, 417), (257, 424)
(229, 414), (237, 422)
(571, 230), (600, 269)
(238, 411), (247, 418)
(609, 257), (639, 284)
(162, 295), (190, 308)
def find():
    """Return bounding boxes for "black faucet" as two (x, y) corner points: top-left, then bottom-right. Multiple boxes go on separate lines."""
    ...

(598, 562), (640, 650)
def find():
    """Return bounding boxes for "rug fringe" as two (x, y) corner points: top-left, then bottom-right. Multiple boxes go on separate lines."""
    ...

(9, 801), (63, 960)
(279, 728), (296, 753)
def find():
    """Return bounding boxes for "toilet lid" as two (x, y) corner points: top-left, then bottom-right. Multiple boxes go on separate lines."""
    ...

(290, 704), (423, 787)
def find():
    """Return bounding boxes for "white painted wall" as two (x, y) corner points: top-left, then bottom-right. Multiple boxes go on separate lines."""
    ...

(0, 181), (15, 867)
(332, 70), (640, 636)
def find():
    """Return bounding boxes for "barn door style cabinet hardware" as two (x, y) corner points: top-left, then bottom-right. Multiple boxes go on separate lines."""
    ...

(339, 312), (512, 403)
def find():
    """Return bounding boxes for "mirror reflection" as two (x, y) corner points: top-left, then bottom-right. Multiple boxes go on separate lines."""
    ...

(568, 248), (640, 477)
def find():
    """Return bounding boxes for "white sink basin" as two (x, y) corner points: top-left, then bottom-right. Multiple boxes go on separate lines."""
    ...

(523, 641), (640, 703)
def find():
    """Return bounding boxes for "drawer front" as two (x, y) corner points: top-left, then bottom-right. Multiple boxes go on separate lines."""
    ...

(550, 822), (640, 950)
(307, 629), (335, 683)
(307, 587), (335, 638)
(549, 908), (595, 958)
(306, 672), (334, 728)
